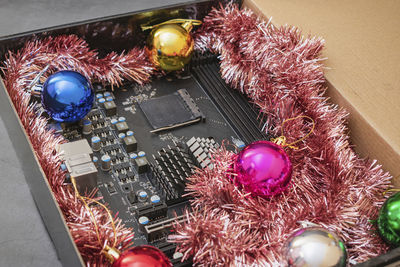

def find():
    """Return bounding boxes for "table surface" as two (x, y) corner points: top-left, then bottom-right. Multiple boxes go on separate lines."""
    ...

(0, 0), (187, 266)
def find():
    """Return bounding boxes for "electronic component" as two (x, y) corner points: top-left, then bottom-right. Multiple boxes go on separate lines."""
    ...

(58, 139), (93, 158)
(156, 241), (177, 258)
(107, 182), (116, 194)
(150, 195), (161, 203)
(144, 214), (186, 242)
(115, 121), (129, 133)
(127, 190), (137, 204)
(101, 154), (111, 171)
(138, 216), (150, 232)
(151, 143), (195, 205)
(65, 153), (92, 168)
(91, 136), (101, 151)
(191, 52), (271, 144)
(82, 119), (92, 135)
(123, 135), (137, 152)
(186, 136), (219, 169)
(135, 157), (149, 174)
(67, 159), (97, 194)
(136, 202), (168, 221)
(54, 50), (259, 264)
(139, 89), (205, 133)
(171, 258), (193, 267)
(58, 140), (97, 194)
(137, 190), (148, 202)
(104, 100), (117, 116)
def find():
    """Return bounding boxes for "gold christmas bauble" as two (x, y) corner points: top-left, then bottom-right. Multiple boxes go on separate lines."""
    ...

(143, 19), (202, 71)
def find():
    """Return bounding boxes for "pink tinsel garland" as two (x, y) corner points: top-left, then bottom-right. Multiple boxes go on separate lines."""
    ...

(2, 4), (393, 266)
(3, 35), (155, 265)
(170, 4), (392, 266)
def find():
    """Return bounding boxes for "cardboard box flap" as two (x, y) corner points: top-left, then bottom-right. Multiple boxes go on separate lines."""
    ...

(245, 0), (400, 182)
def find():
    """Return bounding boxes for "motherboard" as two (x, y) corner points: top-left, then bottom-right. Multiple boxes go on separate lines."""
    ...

(54, 53), (268, 266)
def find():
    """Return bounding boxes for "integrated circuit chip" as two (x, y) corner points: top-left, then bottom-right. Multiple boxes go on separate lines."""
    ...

(139, 89), (205, 133)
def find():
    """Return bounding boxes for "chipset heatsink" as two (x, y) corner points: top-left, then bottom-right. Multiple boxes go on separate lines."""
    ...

(139, 89), (205, 133)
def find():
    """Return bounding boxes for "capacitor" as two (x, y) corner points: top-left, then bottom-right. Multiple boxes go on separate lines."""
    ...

(96, 93), (103, 99)
(173, 252), (184, 260)
(150, 195), (161, 204)
(110, 118), (118, 125)
(137, 190), (148, 202)
(138, 151), (146, 157)
(138, 216), (149, 232)
(126, 130), (134, 137)
(82, 119), (92, 135)
(60, 163), (67, 171)
(101, 154), (111, 171)
(118, 116), (126, 122)
(98, 97), (106, 104)
(130, 153), (138, 160)
(103, 92), (111, 97)
(118, 133), (126, 139)
(106, 96), (113, 102)
(92, 156), (98, 164)
(91, 136), (101, 151)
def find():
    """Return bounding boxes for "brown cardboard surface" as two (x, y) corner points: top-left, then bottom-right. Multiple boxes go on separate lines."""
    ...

(245, 0), (400, 184)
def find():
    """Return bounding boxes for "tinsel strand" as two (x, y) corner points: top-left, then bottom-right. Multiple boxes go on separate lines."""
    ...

(1, 8), (393, 267)
(171, 4), (392, 266)
(2, 35), (155, 266)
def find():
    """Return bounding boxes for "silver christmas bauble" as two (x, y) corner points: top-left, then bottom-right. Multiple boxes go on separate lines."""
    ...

(284, 227), (347, 267)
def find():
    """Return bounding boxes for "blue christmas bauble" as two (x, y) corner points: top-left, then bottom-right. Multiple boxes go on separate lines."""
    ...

(41, 70), (94, 123)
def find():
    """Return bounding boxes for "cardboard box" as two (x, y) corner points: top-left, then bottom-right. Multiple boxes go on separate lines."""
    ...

(245, 0), (400, 187)
(1, 0), (399, 265)
(244, 1), (400, 265)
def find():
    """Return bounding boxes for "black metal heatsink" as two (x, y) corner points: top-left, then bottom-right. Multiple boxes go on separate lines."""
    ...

(190, 52), (270, 144)
(150, 142), (195, 205)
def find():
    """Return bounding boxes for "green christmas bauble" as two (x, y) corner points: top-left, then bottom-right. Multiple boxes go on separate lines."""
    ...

(378, 192), (400, 246)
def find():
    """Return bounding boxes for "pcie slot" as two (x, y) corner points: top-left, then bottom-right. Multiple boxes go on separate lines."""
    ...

(145, 214), (187, 242)
(155, 241), (176, 257)
(136, 202), (168, 221)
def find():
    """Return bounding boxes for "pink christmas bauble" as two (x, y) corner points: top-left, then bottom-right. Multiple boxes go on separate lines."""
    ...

(234, 140), (292, 198)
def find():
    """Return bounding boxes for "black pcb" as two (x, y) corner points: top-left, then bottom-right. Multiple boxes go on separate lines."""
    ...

(58, 54), (268, 266)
